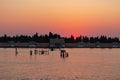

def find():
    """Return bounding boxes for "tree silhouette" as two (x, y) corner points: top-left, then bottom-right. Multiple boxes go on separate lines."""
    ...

(0, 32), (119, 43)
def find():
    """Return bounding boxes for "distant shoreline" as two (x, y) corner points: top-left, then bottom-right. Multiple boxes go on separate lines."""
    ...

(0, 42), (120, 48)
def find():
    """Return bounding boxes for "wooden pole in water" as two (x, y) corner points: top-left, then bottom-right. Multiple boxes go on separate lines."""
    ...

(30, 49), (32, 56)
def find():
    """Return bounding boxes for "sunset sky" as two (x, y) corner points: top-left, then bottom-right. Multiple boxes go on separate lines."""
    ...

(0, 0), (120, 37)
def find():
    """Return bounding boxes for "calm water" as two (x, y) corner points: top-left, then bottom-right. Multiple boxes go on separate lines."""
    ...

(0, 48), (120, 80)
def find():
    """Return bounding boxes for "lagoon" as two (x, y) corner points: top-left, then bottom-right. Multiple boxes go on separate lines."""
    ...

(0, 48), (120, 80)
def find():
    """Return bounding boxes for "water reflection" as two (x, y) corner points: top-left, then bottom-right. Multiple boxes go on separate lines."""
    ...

(0, 48), (120, 80)
(50, 48), (55, 51)
(30, 50), (33, 56)
(29, 49), (49, 56)
(15, 48), (18, 56)
(39, 49), (49, 55)
(34, 49), (38, 55)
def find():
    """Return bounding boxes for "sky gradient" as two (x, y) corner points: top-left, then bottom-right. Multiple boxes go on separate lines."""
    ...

(0, 0), (120, 37)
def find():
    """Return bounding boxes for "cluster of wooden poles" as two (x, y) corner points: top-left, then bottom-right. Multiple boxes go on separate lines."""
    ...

(15, 48), (69, 58)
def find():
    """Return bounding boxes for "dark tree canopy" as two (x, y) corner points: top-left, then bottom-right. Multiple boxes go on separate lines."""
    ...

(0, 32), (119, 43)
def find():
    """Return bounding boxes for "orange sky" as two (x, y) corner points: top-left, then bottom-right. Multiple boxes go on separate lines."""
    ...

(0, 0), (120, 37)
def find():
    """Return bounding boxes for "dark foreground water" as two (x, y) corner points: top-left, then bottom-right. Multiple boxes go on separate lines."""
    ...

(0, 48), (120, 80)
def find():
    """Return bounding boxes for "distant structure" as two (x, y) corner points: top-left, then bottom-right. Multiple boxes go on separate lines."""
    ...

(77, 42), (84, 48)
(8, 41), (15, 47)
(112, 42), (118, 48)
(29, 42), (37, 48)
(49, 38), (65, 48)
(95, 42), (100, 48)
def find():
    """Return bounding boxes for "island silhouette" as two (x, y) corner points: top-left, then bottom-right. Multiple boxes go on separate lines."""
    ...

(0, 32), (119, 48)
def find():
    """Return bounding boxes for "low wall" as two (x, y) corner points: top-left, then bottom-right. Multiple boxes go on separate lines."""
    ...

(0, 43), (120, 48)
(0, 43), (49, 48)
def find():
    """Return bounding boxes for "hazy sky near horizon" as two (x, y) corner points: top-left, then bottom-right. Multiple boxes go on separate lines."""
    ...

(0, 0), (120, 37)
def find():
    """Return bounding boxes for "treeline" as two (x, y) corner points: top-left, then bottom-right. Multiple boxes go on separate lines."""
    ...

(0, 32), (119, 43)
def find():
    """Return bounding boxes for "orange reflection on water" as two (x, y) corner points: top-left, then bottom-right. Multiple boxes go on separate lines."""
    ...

(0, 48), (120, 80)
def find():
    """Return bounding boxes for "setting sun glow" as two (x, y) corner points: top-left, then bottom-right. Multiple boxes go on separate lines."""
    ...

(0, 0), (120, 37)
